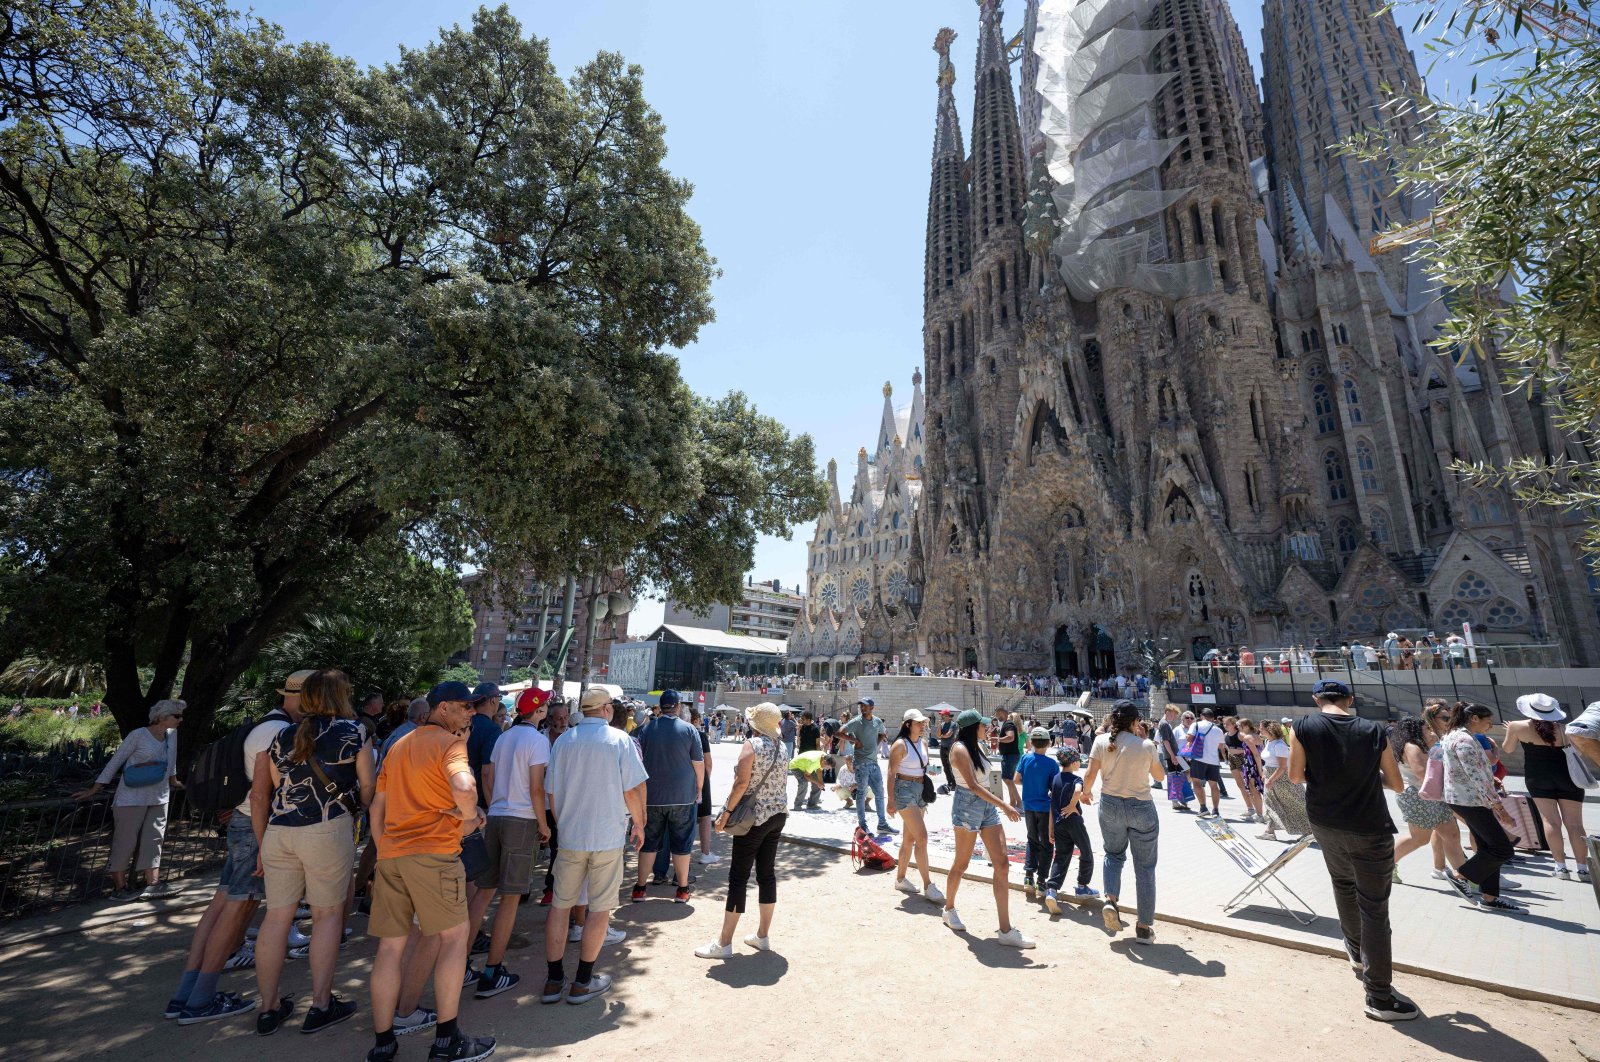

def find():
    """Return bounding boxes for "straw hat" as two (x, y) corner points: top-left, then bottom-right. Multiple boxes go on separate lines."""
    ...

(746, 701), (782, 739)
(276, 669), (316, 696)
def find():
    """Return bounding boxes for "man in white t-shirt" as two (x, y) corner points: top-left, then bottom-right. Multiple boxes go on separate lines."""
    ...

(1185, 707), (1228, 818)
(469, 687), (552, 999)
(166, 670), (303, 1024)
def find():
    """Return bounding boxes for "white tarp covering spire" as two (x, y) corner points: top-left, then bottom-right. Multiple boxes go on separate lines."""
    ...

(1033, 0), (1215, 300)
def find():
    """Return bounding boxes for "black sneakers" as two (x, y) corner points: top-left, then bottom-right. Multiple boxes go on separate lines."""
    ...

(1364, 992), (1421, 1022)
(475, 965), (520, 999)
(301, 995), (358, 1034)
(256, 996), (295, 1036)
(428, 1033), (497, 1061)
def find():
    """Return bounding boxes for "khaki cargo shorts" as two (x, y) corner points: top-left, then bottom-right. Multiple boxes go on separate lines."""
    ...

(370, 851), (467, 938)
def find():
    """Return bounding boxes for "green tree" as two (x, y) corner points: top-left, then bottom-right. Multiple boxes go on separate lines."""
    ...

(1362, 4), (1600, 546)
(0, 2), (824, 753)
(438, 663), (482, 687)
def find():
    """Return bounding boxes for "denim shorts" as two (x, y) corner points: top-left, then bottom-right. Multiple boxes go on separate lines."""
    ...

(217, 814), (264, 901)
(951, 787), (1001, 832)
(1000, 753), (1020, 780)
(643, 803), (697, 856)
(893, 777), (926, 811)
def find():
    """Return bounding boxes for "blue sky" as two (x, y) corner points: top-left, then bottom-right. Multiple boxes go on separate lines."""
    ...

(252, 0), (1489, 634)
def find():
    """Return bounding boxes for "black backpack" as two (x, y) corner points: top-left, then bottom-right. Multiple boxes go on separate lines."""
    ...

(186, 710), (286, 814)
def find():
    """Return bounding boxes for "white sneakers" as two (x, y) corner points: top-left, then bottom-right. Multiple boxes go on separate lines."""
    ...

(698, 852), (722, 865)
(996, 927), (1036, 949)
(942, 907), (966, 932)
(696, 935), (769, 959)
(567, 925), (627, 946)
(896, 877), (946, 904)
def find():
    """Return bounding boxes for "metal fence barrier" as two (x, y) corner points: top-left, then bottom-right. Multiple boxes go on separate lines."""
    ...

(0, 791), (225, 921)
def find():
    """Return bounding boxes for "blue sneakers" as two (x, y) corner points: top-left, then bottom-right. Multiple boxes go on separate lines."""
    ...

(177, 992), (256, 1025)
(1074, 886), (1101, 899)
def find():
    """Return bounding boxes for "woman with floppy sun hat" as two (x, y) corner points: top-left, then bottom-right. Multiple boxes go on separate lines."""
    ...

(696, 703), (788, 959)
(1501, 692), (1590, 882)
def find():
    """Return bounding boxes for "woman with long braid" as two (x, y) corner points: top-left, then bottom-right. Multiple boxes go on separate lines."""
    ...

(1081, 700), (1165, 944)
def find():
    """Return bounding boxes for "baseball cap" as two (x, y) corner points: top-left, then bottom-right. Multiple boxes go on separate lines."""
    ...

(1029, 726), (1050, 740)
(470, 681), (502, 704)
(954, 708), (988, 730)
(902, 708), (928, 724)
(427, 680), (474, 708)
(858, 696), (876, 707)
(276, 669), (316, 696)
(939, 708), (953, 716)
(515, 687), (551, 717)
(659, 689), (681, 707)
(1312, 678), (1352, 697)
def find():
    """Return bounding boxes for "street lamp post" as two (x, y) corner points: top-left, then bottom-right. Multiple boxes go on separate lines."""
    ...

(577, 579), (633, 704)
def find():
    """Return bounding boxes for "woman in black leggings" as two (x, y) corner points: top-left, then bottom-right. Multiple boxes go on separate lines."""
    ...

(695, 703), (790, 959)
(1438, 702), (1522, 914)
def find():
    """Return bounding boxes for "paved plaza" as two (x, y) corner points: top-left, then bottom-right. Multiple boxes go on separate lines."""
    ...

(2, 817), (1597, 1062)
(724, 740), (1600, 1010)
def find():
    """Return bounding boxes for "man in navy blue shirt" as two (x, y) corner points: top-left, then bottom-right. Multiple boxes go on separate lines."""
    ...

(630, 691), (703, 903)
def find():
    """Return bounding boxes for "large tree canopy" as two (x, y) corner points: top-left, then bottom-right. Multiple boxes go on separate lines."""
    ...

(0, 0), (826, 744)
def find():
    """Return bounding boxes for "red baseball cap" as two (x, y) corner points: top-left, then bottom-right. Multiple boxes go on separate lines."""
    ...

(515, 687), (551, 717)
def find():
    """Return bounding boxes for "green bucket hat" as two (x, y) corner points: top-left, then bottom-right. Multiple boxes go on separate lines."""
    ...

(954, 709), (989, 730)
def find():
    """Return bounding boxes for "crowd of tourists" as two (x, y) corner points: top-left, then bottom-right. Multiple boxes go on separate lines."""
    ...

(77, 656), (1600, 1054)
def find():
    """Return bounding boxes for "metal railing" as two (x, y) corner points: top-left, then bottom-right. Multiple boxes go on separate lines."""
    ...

(1166, 654), (1600, 723)
(0, 791), (225, 921)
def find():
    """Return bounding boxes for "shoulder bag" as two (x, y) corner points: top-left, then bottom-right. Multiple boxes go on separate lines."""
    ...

(1567, 743), (1600, 790)
(720, 740), (782, 837)
(911, 741), (937, 805)
(123, 730), (173, 788)
(1418, 744), (1446, 801)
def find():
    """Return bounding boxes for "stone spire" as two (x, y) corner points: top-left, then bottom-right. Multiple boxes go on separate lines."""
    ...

(1260, 0), (1426, 293)
(970, 0), (1027, 249)
(925, 28), (972, 305)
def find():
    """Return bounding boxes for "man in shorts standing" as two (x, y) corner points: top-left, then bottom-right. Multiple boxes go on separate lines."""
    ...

(366, 681), (495, 1062)
(471, 687), (551, 999)
(993, 707), (1023, 809)
(630, 689), (703, 904)
(165, 671), (303, 1024)
(1186, 707), (1227, 818)
(543, 688), (648, 1005)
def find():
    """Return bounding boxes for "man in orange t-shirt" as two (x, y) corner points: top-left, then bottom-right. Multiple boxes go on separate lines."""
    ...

(366, 681), (493, 1062)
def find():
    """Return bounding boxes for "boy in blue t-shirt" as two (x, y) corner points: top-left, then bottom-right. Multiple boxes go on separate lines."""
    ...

(1044, 747), (1099, 913)
(1014, 728), (1060, 894)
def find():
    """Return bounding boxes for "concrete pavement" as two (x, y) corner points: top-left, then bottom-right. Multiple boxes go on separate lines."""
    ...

(707, 736), (1600, 1010)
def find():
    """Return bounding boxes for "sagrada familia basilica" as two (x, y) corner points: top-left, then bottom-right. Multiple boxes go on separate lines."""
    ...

(785, 0), (1600, 679)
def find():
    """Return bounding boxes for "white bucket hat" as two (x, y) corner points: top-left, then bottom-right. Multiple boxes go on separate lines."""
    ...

(1515, 692), (1565, 722)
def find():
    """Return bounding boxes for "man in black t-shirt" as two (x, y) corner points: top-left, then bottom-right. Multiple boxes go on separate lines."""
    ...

(995, 708), (1022, 807)
(798, 712), (820, 754)
(1289, 679), (1414, 1023)
(935, 710), (956, 794)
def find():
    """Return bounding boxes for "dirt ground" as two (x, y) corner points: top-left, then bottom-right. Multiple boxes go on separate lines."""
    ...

(2, 839), (1597, 1062)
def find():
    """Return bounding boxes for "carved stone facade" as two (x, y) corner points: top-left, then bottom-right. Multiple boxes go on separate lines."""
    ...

(787, 375), (926, 678)
(900, 0), (1600, 677)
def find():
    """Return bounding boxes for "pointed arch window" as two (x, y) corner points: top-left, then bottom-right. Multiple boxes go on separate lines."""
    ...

(1325, 449), (1349, 501)
(1313, 384), (1337, 434)
(1371, 508), (1393, 548)
(1355, 440), (1379, 492)
(1336, 518), (1359, 559)
(1343, 378), (1363, 423)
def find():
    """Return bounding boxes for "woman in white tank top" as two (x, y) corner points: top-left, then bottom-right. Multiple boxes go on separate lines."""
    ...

(886, 710), (942, 906)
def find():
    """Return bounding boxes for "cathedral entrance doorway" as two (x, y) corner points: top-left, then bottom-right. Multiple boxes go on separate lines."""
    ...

(962, 646), (978, 671)
(1090, 625), (1117, 679)
(1190, 635), (1216, 662)
(1053, 626), (1077, 679)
